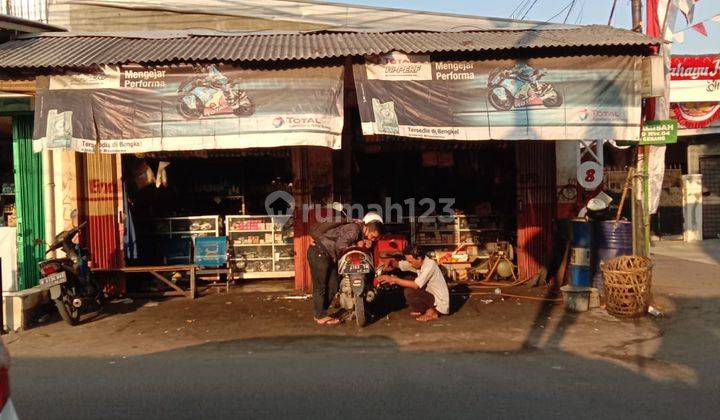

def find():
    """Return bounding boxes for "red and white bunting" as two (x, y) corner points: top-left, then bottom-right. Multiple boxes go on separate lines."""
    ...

(691, 22), (708, 36)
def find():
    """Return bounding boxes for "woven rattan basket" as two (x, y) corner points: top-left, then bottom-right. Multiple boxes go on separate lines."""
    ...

(600, 255), (652, 318)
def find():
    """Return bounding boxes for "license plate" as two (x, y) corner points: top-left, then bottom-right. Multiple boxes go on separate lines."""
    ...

(345, 263), (370, 274)
(40, 271), (67, 287)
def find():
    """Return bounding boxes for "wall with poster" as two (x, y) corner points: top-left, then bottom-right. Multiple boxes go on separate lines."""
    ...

(353, 52), (642, 142)
(33, 64), (345, 153)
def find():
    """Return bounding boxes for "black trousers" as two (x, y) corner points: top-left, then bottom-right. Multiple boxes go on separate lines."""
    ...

(307, 244), (338, 318)
(404, 288), (435, 313)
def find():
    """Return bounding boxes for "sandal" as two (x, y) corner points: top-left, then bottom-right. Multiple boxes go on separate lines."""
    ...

(314, 316), (341, 325)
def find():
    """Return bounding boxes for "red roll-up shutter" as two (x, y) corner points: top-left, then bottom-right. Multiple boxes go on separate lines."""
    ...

(79, 153), (124, 269)
(516, 141), (556, 281)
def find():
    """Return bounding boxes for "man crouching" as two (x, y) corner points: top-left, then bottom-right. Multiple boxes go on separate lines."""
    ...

(379, 245), (450, 322)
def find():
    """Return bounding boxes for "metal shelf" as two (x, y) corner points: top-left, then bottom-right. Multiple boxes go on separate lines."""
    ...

(152, 230), (217, 235)
(233, 271), (294, 279)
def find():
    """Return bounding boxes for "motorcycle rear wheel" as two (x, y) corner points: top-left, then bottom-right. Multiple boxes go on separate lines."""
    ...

(354, 295), (366, 327)
(233, 98), (256, 117)
(54, 294), (80, 326)
(488, 89), (514, 111)
(542, 89), (563, 108)
(177, 96), (204, 119)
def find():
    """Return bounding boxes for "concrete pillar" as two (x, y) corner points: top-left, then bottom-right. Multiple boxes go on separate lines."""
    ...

(682, 174), (703, 242)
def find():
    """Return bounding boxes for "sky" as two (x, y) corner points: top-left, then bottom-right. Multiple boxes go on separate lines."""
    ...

(340, 0), (719, 55)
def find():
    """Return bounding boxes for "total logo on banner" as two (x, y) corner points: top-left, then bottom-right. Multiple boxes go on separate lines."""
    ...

(578, 108), (624, 123)
(270, 116), (335, 132)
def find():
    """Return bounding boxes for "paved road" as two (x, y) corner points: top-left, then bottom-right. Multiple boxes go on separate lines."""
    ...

(9, 336), (720, 419)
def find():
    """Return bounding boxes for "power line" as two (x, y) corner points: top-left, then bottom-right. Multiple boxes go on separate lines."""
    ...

(607, 0), (619, 25)
(563, 0), (578, 24)
(545, 1), (575, 22)
(510, 0), (531, 19)
(521, 0), (541, 20)
(574, 0), (586, 24)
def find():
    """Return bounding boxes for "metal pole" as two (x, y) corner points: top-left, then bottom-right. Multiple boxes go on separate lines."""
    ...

(631, 0), (647, 256)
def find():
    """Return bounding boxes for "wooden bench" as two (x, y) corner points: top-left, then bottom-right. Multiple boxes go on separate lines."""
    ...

(92, 265), (197, 299)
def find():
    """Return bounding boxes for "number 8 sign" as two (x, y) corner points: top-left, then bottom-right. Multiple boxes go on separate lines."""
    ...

(577, 161), (603, 190)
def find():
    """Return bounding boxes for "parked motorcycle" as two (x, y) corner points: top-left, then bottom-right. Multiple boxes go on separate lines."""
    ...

(487, 67), (563, 111)
(176, 66), (255, 119)
(37, 222), (103, 325)
(337, 247), (385, 327)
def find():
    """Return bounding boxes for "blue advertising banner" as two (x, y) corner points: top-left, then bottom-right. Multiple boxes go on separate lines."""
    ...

(353, 53), (642, 141)
(33, 64), (344, 153)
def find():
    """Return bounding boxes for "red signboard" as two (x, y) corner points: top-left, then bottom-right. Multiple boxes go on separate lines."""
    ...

(671, 55), (720, 128)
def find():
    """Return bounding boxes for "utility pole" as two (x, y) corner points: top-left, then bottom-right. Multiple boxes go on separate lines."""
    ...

(630, 0), (648, 257)
(631, 0), (643, 32)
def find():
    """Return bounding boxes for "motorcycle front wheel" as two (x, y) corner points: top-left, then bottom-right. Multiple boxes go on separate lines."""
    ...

(54, 291), (80, 326)
(354, 294), (366, 327)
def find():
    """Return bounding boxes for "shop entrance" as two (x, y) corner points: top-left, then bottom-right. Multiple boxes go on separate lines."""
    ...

(351, 141), (519, 281)
(122, 150), (295, 284)
(1, 114), (45, 291)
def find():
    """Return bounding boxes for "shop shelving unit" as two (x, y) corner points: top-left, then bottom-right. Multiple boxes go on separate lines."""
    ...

(0, 192), (15, 227)
(150, 215), (222, 240)
(225, 215), (295, 279)
(411, 214), (505, 253)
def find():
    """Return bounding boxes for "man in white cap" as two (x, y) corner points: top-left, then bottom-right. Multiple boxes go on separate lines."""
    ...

(307, 211), (383, 325)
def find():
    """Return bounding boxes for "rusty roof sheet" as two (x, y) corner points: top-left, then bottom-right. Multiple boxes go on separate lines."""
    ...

(0, 26), (659, 70)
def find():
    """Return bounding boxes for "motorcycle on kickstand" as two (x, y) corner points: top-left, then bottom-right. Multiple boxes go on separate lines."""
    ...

(37, 222), (104, 325)
(337, 247), (387, 327)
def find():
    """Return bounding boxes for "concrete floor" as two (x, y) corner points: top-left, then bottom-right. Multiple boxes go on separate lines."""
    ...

(4, 250), (720, 419)
(652, 238), (720, 266)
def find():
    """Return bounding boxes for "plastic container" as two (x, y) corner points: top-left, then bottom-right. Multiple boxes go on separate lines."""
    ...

(561, 285), (592, 312)
(569, 219), (592, 287)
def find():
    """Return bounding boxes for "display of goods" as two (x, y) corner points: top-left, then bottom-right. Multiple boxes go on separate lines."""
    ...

(275, 260), (295, 272)
(232, 219), (266, 231)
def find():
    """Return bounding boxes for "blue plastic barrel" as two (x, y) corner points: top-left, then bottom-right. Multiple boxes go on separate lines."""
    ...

(569, 220), (592, 287)
(592, 221), (633, 289)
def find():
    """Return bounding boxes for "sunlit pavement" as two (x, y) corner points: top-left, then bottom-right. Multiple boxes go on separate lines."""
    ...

(6, 251), (720, 419)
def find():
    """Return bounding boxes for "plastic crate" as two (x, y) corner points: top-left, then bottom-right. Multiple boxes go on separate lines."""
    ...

(194, 236), (228, 267)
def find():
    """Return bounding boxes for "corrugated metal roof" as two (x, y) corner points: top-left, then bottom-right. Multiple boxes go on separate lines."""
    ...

(0, 26), (658, 70)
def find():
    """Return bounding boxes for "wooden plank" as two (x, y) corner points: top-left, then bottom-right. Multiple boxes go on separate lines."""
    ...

(148, 270), (188, 297)
(92, 265), (195, 273)
(190, 267), (196, 299)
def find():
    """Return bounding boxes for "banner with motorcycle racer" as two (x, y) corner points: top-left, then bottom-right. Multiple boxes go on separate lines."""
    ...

(354, 53), (642, 141)
(33, 64), (344, 153)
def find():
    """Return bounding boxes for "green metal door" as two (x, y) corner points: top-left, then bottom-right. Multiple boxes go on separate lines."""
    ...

(12, 114), (45, 290)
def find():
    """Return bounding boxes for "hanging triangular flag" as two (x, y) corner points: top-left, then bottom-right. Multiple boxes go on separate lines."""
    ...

(677, 0), (698, 24)
(711, 13), (720, 23)
(691, 22), (708, 36)
(673, 31), (685, 43)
